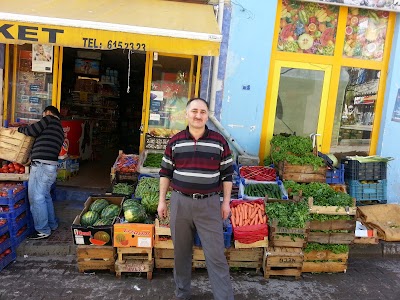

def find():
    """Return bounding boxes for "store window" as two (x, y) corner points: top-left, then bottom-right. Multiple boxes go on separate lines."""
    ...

(344, 8), (389, 61)
(14, 44), (55, 123)
(278, 0), (339, 55)
(330, 67), (379, 154)
(147, 55), (196, 138)
(274, 67), (324, 137)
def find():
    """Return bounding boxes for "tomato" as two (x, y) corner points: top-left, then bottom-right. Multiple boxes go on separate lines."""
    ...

(19, 166), (25, 173)
(8, 167), (15, 173)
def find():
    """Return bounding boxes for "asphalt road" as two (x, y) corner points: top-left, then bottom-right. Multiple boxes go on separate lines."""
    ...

(1, 256), (400, 300)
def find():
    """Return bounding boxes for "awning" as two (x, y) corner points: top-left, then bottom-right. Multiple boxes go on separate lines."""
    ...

(0, 0), (221, 56)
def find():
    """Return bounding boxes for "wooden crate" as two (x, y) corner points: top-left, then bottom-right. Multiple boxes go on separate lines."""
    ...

(115, 259), (154, 280)
(154, 248), (174, 269)
(277, 161), (326, 183)
(308, 197), (357, 216)
(154, 219), (173, 249)
(269, 220), (309, 248)
(0, 128), (34, 165)
(308, 219), (356, 244)
(227, 247), (264, 273)
(263, 247), (303, 280)
(302, 250), (348, 273)
(234, 237), (268, 249)
(0, 166), (29, 181)
(76, 245), (116, 273)
(117, 247), (152, 262)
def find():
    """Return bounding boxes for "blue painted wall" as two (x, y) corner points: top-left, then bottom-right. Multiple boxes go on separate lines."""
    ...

(218, 0), (278, 156)
(378, 14), (400, 204)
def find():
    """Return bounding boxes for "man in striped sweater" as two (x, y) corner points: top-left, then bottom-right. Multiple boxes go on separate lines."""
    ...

(17, 106), (64, 240)
(158, 98), (235, 300)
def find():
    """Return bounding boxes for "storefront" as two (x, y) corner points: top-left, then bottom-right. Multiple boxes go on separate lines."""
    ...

(259, 0), (396, 160)
(0, 0), (221, 166)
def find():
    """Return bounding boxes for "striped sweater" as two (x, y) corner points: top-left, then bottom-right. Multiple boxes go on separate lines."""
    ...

(18, 115), (64, 162)
(159, 126), (234, 195)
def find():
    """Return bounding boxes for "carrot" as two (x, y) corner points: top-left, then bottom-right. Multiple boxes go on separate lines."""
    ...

(244, 205), (248, 220)
(249, 217), (255, 226)
(231, 215), (236, 227)
(258, 210), (263, 224)
(238, 212), (243, 227)
(263, 215), (267, 224)
(249, 207), (258, 220)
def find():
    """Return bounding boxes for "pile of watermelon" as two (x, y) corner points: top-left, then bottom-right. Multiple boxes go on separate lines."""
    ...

(80, 199), (120, 227)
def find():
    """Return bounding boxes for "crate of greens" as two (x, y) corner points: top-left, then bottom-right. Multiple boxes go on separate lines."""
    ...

(138, 150), (164, 174)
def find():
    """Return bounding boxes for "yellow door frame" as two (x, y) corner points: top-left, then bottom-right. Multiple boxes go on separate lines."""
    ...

(263, 61), (332, 156)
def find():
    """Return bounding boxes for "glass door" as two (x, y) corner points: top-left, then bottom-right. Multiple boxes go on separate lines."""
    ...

(262, 61), (332, 155)
(140, 53), (199, 151)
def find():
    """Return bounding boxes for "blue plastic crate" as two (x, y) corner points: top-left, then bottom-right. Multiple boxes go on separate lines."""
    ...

(11, 225), (29, 248)
(343, 159), (387, 181)
(0, 222), (9, 236)
(0, 201), (28, 221)
(326, 164), (345, 184)
(0, 248), (16, 272)
(0, 187), (27, 206)
(348, 179), (387, 201)
(0, 235), (12, 254)
(9, 212), (29, 237)
(194, 224), (233, 248)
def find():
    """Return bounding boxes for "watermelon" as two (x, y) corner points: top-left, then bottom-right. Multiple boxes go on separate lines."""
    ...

(93, 218), (113, 226)
(81, 211), (100, 226)
(123, 198), (141, 210)
(100, 204), (120, 219)
(90, 199), (109, 213)
(124, 204), (147, 223)
(141, 192), (159, 215)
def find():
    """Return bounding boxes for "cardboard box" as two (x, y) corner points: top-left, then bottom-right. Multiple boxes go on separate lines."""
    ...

(114, 223), (155, 248)
(71, 196), (124, 246)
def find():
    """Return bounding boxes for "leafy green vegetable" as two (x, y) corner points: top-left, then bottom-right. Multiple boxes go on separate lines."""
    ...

(113, 183), (135, 196)
(304, 243), (349, 254)
(143, 153), (164, 168)
(265, 200), (309, 229)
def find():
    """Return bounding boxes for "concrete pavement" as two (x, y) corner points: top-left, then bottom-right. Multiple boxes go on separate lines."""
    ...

(1, 255), (400, 299)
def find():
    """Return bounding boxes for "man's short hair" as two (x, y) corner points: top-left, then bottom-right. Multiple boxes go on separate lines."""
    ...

(43, 106), (61, 118)
(186, 97), (209, 110)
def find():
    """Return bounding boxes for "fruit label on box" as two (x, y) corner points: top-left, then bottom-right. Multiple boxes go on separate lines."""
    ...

(113, 223), (154, 248)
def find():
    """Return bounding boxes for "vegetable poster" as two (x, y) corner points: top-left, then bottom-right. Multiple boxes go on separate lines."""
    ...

(300, 1), (400, 13)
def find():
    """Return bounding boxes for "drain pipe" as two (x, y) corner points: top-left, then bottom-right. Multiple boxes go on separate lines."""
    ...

(209, 0), (248, 157)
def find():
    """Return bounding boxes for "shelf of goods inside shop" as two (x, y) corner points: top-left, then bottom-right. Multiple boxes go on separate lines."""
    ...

(0, 222), (16, 272)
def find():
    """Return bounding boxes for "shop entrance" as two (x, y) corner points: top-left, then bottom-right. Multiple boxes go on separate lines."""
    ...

(263, 61), (331, 155)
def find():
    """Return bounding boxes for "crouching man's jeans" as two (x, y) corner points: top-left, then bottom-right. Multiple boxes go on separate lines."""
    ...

(28, 162), (58, 235)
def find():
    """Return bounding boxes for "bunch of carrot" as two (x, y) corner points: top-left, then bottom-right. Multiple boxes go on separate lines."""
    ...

(230, 201), (267, 228)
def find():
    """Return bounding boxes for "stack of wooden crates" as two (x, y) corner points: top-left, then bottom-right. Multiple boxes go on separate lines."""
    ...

(264, 217), (309, 280)
(302, 197), (356, 273)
